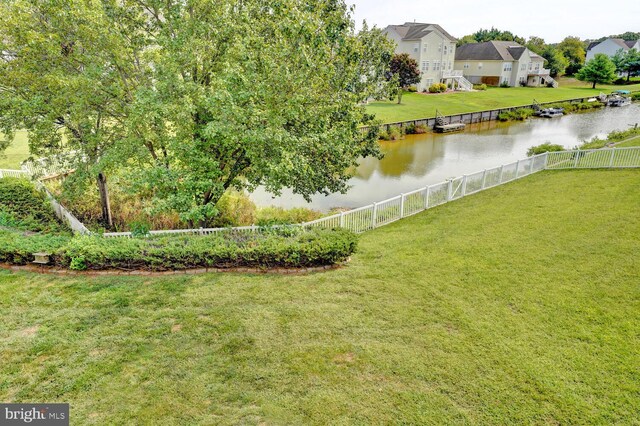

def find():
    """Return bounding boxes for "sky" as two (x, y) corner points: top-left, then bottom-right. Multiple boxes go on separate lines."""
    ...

(348, 0), (640, 43)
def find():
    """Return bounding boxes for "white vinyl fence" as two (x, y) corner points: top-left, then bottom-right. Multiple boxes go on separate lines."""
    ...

(3, 147), (640, 238)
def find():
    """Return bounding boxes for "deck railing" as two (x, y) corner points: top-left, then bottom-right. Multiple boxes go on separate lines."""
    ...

(2, 147), (639, 237)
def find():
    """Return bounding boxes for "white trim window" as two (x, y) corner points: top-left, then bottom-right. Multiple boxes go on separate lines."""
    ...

(520, 63), (527, 71)
(463, 63), (470, 69)
(421, 61), (429, 72)
(413, 43), (419, 52)
(444, 45), (448, 55)
(478, 62), (483, 70)
(423, 44), (428, 53)
(433, 61), (441, 71)
(503, 62), (512, 72)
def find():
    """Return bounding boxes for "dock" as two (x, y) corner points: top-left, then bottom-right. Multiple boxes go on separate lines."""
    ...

(434, 123), (466, 133)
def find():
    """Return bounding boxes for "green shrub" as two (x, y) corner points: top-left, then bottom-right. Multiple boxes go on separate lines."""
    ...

(499, 81), (510, 88)
(473, 84), (487, 91)
(407, 85), (418, 93)
(211, 191), (257, 227)
(631, 92), (640, 101)
(526, 143), (565, 157)
(380, 126), (404, 141)
(60, 228), (357, 271)
(428, 83), (447, 93)
(498, 108), (534, 122)
(255, 206), (323, 226)
(405, 123), (429, 135)
(0, 230), (71, 265)
(0, 178), (66, 233)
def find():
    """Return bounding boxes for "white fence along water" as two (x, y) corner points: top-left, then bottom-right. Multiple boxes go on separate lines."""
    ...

(3, 147), (640, 238)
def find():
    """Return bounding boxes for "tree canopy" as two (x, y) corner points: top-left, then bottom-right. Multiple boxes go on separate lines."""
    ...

(542, 46), (569, 77)
(0, 0), (394, 226)
(557, 36), (586, 75)
(612, 48), (640, 82)
(387, 53), (420, 104)
(576, 54), (617, 88)
(456, 27), (526, 47)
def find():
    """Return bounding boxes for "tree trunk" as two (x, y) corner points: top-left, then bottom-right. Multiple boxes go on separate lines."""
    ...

(592, 81), (596, 89)
(628, 72), (631, 82)
(397, 89), (403, 104)
(97, 172), (113, 229)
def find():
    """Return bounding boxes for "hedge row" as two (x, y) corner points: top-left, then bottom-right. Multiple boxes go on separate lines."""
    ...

(0, 228), (358, 271)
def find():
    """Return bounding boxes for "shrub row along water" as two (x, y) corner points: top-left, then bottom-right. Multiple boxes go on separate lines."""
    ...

(0, 178), (357, 271)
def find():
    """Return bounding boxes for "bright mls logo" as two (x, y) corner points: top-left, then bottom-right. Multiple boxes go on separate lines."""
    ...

(1, 404), (69, 425)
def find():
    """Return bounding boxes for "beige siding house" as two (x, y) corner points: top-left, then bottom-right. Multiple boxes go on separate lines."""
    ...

(383, 22), (472, 91)
(454, 41), (557, 87)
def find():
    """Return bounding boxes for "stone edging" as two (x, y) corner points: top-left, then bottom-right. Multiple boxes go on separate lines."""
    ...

(0, 260), (348, 277)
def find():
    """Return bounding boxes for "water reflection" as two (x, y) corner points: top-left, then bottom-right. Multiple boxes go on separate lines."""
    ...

(251, 103), (640, 210)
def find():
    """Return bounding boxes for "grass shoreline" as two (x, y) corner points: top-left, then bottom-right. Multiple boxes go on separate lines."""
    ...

(367, 78), (640, 124)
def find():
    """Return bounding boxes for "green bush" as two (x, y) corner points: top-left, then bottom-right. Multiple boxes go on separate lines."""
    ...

(407, 85), (418, 93)
(428, 83), (447, 93)
(379, 126), (403, 141)
(60, 228), (357, 271)
(499, 81), (510, 88)
(0, 230), (71, 265)
(473, 84), (487, 91)
(255, 206), (323, 226)
(498, 108), (534, 122)
(631, 92), (640, 101)
(405, 123), (429, 135)
(0, 178), (66, 233)
(526, 143), (565, 157)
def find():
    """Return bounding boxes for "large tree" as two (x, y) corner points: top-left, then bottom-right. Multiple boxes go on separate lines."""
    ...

(0, 0), (148, 228)
(457, 27), (525, 46)
(612, 48), (640, 82)
(119, 0), (393, 225)
(386, 53), (420, 104)
(558, 36), (586, 75)
(577, 54), (617, 88)
(542, 46), (569, 77)
(1, 0), (393, 226)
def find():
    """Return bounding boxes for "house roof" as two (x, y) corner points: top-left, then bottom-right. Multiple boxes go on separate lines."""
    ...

(455, 40), (542, 61)
(625, 40), (639, 48)
(587, 38), (640, 52)
(385, 22), (457, 42)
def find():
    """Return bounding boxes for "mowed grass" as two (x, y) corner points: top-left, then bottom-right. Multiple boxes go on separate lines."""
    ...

(0, 130), (30, 169)
(1, 169), (639, 424)
(367, 78), (640, 123)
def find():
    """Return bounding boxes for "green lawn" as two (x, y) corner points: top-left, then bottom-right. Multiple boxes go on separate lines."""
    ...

(0, 130), (29, 169)
(367, 79), (640, 123)
(618, 135), (640, 147)
(1, 169), (639, 424)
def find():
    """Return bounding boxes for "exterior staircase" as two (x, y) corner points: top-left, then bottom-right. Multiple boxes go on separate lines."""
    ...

(442, 70), (473, 91)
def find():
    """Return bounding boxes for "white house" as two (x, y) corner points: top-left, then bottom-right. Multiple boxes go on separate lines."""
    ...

(586, 38), (640, 61)
(383, 22), (472, 91)
(454, 41), (557, 87)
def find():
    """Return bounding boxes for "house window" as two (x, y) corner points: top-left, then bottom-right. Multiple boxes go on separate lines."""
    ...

(535, 63), (540, 70)
(463, 63), (470, 69)
(423, 44), (428, 53)
(425, 78), (434, 87)
(503, 62), (512, 72)
(433, 61), (440, 71)
(529, 63), (532, 70)
(421, 61), (429, 72)
(413, 43), (419, 52)
(478, 62), (483, 70)
(520, 63), (526, 71)
(438, 43), (442, 53)
(444, 45), (448, 55)
(519, 76), (526, 84)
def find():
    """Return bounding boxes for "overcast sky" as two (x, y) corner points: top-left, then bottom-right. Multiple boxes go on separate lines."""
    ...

(348, 0), (640, 44)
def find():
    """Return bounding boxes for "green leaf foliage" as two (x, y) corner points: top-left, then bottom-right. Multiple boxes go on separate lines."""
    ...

(0, 178), (66, 232)
(577, 54), (617, 88)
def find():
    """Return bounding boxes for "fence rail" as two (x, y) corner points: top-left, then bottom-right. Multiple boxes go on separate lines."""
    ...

(2, 147), (640, 238)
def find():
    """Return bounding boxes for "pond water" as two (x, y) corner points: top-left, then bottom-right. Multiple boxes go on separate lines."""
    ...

(250, 103), (640, 211)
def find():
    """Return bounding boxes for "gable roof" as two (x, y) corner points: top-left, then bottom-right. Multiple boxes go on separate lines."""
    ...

(455, 40), (542, 61)
(625, 40), (639, 48)
(385, 22), (457, 42)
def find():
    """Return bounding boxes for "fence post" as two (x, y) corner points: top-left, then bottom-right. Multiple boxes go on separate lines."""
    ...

(424, 186), (430, 209)
(461, 175), (467, 196)
(499, 165), (505, 183)
(543, 152), (549, 169)
(514, 160), (520, 179)
(371, 203), (377, 229)
(481, 169), (487, 189)
(447, 179), (453, 201)
(573, 150), (580, 168)
(400, 194), (405, 218)
(609, 149), (615, 168)
(339, 211), (345, 227)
